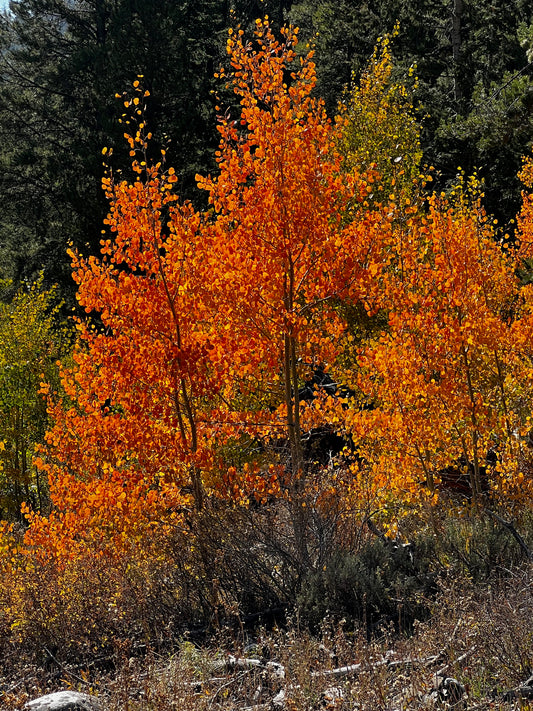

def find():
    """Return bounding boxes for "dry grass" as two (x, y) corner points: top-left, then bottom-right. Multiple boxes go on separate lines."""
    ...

(1, 561), (531, 710)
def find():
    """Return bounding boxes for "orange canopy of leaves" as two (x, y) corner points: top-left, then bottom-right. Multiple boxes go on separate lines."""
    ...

(18, 22), (533, 573)
(199, 21), (389, 368)
(22, 21), (391, 565)
(347, 183), (533, 511)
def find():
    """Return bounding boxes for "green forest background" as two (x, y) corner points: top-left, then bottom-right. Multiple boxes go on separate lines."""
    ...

(0, 0), (532, 304)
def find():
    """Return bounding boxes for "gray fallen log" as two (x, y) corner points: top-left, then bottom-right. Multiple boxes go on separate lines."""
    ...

(212, 651), (444, 684)
(311, 653), (443, 678)
(210, 655), (285, 680)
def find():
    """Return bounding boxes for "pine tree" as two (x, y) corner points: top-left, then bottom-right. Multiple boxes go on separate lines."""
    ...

(0, 0), (227, 299)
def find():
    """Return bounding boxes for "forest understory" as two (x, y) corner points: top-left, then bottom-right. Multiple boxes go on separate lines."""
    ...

(1, 508), (533, 710)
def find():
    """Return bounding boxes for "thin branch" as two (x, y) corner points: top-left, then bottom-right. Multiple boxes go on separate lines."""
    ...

(484, 508), (533, 561)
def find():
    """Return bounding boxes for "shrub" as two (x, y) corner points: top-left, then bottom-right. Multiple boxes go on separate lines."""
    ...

(297, 535), (438, 636)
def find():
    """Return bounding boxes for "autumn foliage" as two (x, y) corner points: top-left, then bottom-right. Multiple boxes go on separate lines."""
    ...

(347, 184), (533, 519)
(19, 21), (393, 566)
(1, 19), (533, 656)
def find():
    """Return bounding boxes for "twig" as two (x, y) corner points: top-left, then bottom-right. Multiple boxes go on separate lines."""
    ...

(484, 509), (533, 561)
(434, 645), (477, 680)
(4, 675), (34, 694)
(43, 647), (90, 687)
(208, 670), (250, 708)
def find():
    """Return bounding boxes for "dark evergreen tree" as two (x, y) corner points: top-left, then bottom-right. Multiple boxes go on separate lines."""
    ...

(0, 0), (228, 299)
(1, 0), (529, 298)
(289, 0), (533, 227)
(230, 0), (294, 30)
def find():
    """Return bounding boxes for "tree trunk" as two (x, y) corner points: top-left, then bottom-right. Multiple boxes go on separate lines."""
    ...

(283, 333), (310, 571)
(451, 0), (463, 104)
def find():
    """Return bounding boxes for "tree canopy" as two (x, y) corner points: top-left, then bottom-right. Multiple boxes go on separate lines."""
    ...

(0, 4), (532, 664)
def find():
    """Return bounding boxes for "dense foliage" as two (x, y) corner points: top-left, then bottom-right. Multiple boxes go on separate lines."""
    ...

(0, 278), (68, 521)
(290, 0), (533, 225)
(0, 0), (531, 301)
(0, 3), (532, 675)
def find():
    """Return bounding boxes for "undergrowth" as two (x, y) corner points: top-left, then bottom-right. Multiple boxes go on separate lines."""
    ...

(0, 508), (532, 709)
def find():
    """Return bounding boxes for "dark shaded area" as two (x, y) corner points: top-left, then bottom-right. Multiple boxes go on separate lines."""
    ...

(436, 452), (493, 499)
(0, 0), (296, 304)
(297, 536), (438, 637)
(289, 0), (533, 228)
(1, 0), (531, 306)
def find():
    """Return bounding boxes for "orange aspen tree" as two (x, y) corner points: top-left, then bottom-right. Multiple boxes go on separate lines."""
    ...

(197, 20), (390, 565)
(516, 154), (533, 266)
(508, 153), (533, 484)
(24, 86), (231, 565)
(347, 182), (533, 516)
(22, 22), (392, 576)
(13, 119), (226, 638)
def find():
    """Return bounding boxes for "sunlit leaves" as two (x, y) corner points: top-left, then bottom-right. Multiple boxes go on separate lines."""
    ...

(18, 22), (395, 578)
(337, 25), (423, 210)
(0, 277), (68, 521)
(346, 181), (533, 513)
(7, 21), (533, 620)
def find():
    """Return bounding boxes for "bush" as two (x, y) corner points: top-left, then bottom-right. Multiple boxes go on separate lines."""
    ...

(297, 535), (438, 636)
(435, 509), (533, 582)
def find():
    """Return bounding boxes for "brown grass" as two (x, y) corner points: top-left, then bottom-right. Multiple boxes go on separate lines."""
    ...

(1, 560), (531, 710)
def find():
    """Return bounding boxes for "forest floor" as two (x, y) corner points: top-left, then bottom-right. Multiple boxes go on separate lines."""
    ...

(1, 561), (532, 711)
